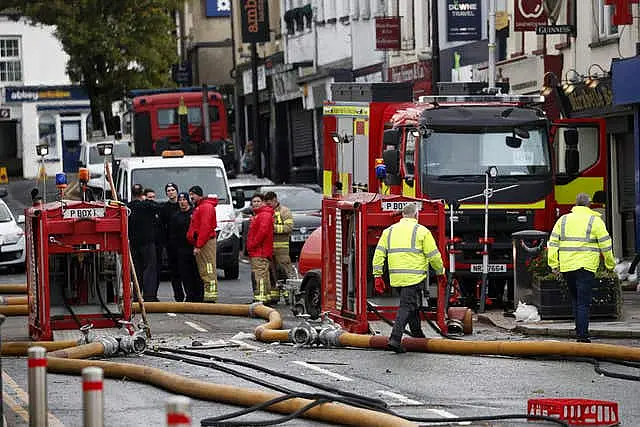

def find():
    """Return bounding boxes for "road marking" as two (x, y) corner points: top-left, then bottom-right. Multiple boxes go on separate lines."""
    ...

(377, 390), (423, 405)
(184, 321), (208, 332)
(166, 313), (177, 317)
(2, 371), (66, 426)
(426, 408), (471, 426)
(293, 361), (353, 382)
(2, 391), (29, 423)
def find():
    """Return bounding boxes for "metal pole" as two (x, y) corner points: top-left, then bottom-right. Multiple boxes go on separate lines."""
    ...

(488, 0), (496, 91)
(202, 84), (211, 143)
(28, 346), (48, 427)
(166, 396), (191, 426)
(479, 172), (490, 312)
(431, 0), (440, 94)
(251, 42), (262, 178)
(82, 367), (104, 427)
(41, 157), (46, 204)
(0, 314), (5, 425)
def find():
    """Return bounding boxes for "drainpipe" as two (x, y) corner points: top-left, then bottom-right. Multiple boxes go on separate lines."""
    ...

(488, 0), (496, 91)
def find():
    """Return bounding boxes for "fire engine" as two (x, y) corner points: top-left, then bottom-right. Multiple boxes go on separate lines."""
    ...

(292, 81), (607, 315)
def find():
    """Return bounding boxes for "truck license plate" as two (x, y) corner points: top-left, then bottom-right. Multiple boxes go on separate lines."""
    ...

(63, 208), (105, 219)
(470, 264), (507, 273)
(381, 201), (423, 211)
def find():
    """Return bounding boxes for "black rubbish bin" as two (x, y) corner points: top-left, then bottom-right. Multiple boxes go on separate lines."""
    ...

(511, 230), (548, 310)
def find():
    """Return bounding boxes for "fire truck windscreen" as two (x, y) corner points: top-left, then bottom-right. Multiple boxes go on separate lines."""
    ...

(421, 128), (550, 178)
(131, 166), (228, 203)
(157, 106), (220, 128)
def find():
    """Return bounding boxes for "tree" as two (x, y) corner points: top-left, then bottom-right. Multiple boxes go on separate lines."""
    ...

(5, 0), (180, 128)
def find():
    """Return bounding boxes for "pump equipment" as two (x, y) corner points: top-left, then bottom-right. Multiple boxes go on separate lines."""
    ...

(25, 179), (132, 341)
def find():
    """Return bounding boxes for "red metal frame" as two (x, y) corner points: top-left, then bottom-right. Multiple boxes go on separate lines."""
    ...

(321, 193), (448, 334)
(26, 200), (131, 341)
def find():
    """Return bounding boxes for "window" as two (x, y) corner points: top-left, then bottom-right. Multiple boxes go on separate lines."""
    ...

(359, 0), (370, 19)
(554, 126), (599, 174)
(0, 37), (22, 83)
(157, 106), (219, 128)
(400, 0), (415, 50)
(132, 166), (229, 203)
(404, 130), (416, 175)
(88, 144), (131, 164)
(38, 114), (58, 159)
(325, 0), (336, 21)
(597, 0), (618, 38)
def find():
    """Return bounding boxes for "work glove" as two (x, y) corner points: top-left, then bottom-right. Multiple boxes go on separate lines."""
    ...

(374, 277), (386, 295)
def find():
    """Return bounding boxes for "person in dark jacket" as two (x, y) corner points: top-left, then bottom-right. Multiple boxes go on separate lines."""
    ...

(246, 193), (274, 303)
(144, 188), (163, 297)
(186, 185), (218, 302)
(128, 184), (160, 301)
(169, 192), (204, 302)
(160, 182), (183, 301)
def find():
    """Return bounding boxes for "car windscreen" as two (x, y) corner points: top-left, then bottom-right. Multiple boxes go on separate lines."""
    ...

(267, 188), (321, 212)
(132, 166), (229, 203)
(89, 144), (131, 164)
(0, 203), (12, 222)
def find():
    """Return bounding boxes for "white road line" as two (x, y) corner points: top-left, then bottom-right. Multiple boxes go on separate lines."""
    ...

(426, 408), (471, 426)
(184, 321), (208, 332)
(2, 372), (66, 427)
(166, 313), (177, 317)
(293, 361), (353, 382)
(376, 390), (422, 405)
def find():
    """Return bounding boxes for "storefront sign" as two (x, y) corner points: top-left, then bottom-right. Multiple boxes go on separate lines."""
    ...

(240, 0), (270, 43)
(557, 78), (628, 117)
(4, 86), (89, 102)
(386, 61), (432, 97)
(206, 0), (231, 17)
(536, 25), (574, 35)
(375, 17), (401, 50)
(447, 0), (481, 41)
(514, 0), (547, 32)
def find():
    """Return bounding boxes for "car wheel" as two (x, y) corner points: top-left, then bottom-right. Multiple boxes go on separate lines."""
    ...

(224, 260), (240, 280)
(304, 276), (321, 320)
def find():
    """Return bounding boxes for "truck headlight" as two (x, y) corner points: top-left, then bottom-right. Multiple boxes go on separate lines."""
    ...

(217, 220), (240, 241)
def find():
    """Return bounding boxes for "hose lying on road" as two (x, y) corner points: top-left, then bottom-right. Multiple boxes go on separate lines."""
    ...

(0, 296), (28, 305)
(0, 284), (27, 294)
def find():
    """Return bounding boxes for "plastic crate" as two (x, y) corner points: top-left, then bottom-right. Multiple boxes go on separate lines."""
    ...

(527, 398), (619, 425)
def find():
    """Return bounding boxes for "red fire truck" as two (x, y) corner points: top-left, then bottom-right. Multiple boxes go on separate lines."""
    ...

(127, 87), (231, 157)
(295, 82), (607, 311)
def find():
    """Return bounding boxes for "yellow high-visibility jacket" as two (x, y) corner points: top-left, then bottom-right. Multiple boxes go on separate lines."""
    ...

(372, 217), (445, 287)
(273, 203), (294, 250)
(547, 206), (615, 273)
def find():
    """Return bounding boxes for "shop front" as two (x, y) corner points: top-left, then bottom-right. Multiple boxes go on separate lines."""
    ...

(3, 85), (90, 179)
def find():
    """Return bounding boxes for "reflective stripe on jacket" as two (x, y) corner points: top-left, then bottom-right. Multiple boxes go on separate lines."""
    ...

(372, 217), (445, 287)
(273, 204), (293, 249)
(547, 206), (615, 273)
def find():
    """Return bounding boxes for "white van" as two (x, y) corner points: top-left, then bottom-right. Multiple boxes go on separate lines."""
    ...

(114, 151), (240, 279)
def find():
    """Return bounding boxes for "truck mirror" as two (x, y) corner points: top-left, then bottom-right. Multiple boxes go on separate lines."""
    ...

(515, 128), (530, 139)
(383, 128), (401, 147)
(232, 190), (245, 209)
(382, 149), (399, 175)
(505, 136), (522, 148)
(564, 128), (579, 147)
(565, 149), (580, 175)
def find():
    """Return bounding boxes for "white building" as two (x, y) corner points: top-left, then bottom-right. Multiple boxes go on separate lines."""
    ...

(0, 15), (90, 179)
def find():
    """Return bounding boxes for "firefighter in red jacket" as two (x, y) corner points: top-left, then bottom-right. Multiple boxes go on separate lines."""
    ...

(186, 185), (218, 302)
(246, 193), (274, 303)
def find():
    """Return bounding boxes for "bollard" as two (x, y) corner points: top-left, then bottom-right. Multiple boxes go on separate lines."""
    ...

(166, 396), (191, 426)
(82, 367), (104, 427)
(27, 346), (48, 427)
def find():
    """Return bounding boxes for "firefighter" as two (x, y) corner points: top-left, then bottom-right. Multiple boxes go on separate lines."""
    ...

(160, 183), (183, 301)
(186, 185), (218, 302)
(169, 192), (204, 302)
(264, 191), (294, 303)
(128, 184), (160, 301)
(246, 193), (274, 303)
(372, 203), (446, 353)
(547, 192), (615, 343)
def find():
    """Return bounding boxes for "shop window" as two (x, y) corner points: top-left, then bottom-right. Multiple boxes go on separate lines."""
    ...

(38, 114), (58, 159)
(597, 0), (618, 39)
(0, 37), (22, 83)
(554, 126), (599, 175)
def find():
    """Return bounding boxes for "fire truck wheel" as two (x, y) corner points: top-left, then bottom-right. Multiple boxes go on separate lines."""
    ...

(224, 260), (240, 280)
(304, 276), (321, 320)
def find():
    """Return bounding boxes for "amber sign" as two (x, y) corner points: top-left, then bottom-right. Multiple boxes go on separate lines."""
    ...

(375, 17), (401, 50)
(241, 0), (270, 43)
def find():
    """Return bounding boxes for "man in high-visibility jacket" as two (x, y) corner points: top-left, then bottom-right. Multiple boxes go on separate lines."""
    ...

(372, 203), (446, 353)
(547, 192), (615, 343)
(264, 191), (294, 303)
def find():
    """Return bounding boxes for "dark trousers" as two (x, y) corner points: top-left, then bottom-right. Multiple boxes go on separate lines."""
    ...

(178, 248), (204, 302)
(563, 268), (595, 339)
(167, 245), (185, 302)
(390, 283), (425, 345)
(132, 242), (158, 301)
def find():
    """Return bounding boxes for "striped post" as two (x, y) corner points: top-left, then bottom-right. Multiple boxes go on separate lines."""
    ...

(27, 346), (47, 427)
(82, 367), (104, 427)
(166, 396), (191, 426)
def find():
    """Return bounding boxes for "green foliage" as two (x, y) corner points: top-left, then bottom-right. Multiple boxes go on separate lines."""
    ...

(527, 248), (556, 281)
(6, 0), (180, 123)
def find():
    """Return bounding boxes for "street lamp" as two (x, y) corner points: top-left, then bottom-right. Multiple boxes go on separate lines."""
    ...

(36, 144), (49, 203)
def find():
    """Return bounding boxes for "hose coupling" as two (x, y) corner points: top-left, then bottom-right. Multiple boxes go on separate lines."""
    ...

(318, 325), (344, 347)
(446, 319), (465, 336)
(118, 332), (147, 355)
(248, 302), (263, 318)
(95, 336), (120, 357)
(289, 320), (318, 346)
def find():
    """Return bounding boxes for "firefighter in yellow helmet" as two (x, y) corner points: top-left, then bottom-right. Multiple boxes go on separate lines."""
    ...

(547, 192), (615, 343)
(264, 191), (294, 303)
(372, 203), (445, 353)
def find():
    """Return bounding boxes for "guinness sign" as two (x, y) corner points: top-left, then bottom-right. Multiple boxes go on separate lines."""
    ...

(241, 0), (270, 43)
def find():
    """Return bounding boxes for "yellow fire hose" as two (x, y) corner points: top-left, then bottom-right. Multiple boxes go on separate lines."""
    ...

(0, 296), (28, 305)
(0, 284), (27, 294)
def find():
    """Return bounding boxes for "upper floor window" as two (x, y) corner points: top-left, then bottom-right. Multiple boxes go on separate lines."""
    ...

(0, 37), (22, 83)
(597, 0), (618, 38)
